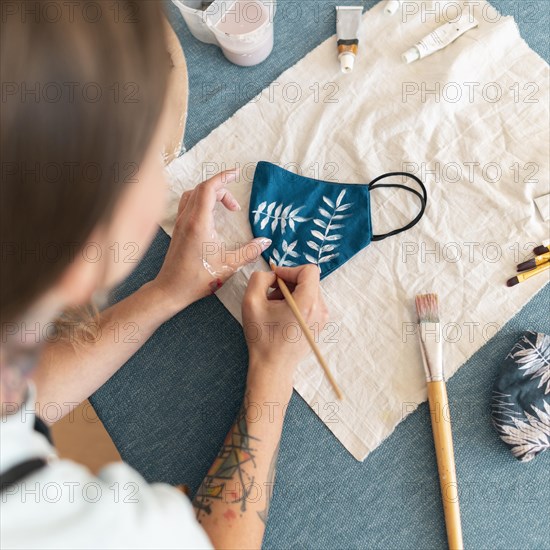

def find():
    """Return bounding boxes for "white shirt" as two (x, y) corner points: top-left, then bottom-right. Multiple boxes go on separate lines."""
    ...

(0, 385), (213, 550)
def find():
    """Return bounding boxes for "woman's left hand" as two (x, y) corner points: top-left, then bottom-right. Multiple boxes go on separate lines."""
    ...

(153, 169), (271, 313)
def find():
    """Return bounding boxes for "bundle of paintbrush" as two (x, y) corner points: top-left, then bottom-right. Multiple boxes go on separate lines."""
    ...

(507, 246), (550, 287)
(415, 293), (463, 550)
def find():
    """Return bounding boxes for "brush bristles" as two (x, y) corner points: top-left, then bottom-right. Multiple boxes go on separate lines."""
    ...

(506, 276), (519, 287)
(415, 293), (440, 323)
(516, 258), (536, 272)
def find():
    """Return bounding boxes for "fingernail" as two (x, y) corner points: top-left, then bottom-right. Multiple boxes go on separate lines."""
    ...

(260, 238), (272, 250)
(224, 170), (238, 183)
(234, 200), (242, 211)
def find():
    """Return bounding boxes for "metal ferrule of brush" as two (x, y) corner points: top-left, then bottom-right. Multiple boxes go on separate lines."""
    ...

(418, 322), (444, 381)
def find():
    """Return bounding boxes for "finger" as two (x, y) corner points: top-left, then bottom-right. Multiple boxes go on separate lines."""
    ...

(318, 288), (327, 311)
(268, 278), (324, 309)
(177, 190), (193, 216)
(217, 188), (241, 211)
(194, 170), (239, 222)
(273, 264), (320, 314)
(210, 168), (239, 190)
(267, 277), (296, 301)
(318, 289), (329, 322)
(274, 264), (320, 285)
(231, 238), (272, 270)
(245, 271), (277, 302)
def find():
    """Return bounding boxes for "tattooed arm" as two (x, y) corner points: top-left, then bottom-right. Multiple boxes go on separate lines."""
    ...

(194, 264), (328, 549)
(194, 371), (288, 549)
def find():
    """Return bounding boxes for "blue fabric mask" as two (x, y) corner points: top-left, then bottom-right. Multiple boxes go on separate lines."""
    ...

(249, 161), (427, 279)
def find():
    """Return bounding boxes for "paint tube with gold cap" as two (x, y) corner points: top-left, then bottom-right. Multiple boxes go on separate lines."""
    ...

(336, 6), (363, 74)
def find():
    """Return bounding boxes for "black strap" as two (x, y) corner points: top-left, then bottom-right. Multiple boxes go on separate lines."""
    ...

(34, 415), (53, 445)
(368, 172), (427, 241)
(0, 458), (46, 494)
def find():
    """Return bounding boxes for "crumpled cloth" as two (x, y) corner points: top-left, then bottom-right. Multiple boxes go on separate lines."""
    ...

(162, 0), (550, 461)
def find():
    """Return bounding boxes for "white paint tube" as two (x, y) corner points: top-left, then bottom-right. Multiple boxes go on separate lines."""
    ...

(336, 6), (363, 74)
(402, 13), (479, 64)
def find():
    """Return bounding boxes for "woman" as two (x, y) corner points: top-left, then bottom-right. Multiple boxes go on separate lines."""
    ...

(0, 2), (327, 549)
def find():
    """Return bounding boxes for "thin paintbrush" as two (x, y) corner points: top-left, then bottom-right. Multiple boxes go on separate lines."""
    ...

(270, 263), (343, 400)
(507, 262), (550, 287)
(415, 293), (463, 550)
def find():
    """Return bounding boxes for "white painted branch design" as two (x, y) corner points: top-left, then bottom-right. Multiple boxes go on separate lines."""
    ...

(304, 190), (353, 266)
(253, 202), (310, 234)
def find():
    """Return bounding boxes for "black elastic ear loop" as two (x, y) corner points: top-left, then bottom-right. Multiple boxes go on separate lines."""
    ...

(368, 172), (427, 242)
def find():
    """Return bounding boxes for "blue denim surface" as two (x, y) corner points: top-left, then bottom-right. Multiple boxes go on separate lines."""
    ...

(91, 1), (550, 547)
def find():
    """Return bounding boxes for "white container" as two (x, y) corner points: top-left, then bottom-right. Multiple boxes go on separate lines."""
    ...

(402, 13), (479, 64)
(171, 0), (276, 66)
(172, 1), (218, 44)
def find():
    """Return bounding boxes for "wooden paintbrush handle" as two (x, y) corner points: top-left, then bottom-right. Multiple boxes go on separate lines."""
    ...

(427, 381), (463, 550)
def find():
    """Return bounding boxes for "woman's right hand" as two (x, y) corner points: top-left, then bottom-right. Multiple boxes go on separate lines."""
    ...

(242, 264), (329, 384)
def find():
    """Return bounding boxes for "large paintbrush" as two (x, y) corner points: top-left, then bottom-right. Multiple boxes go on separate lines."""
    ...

(415, 293), (463, 550)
